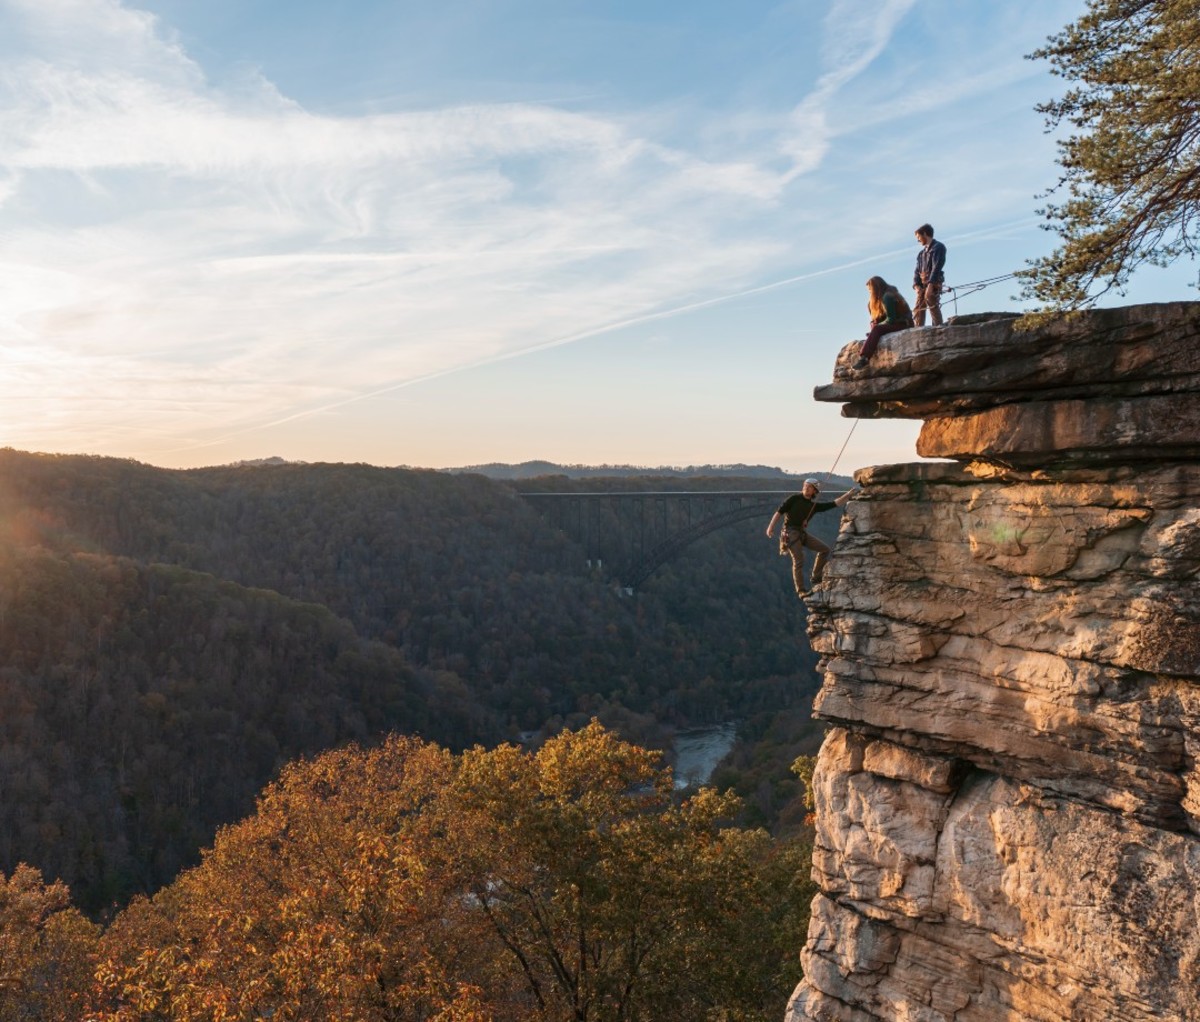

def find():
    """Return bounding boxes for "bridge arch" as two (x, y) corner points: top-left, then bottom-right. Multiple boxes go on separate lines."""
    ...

(619, 501), (777, 590)
(519, 490), (793, 592)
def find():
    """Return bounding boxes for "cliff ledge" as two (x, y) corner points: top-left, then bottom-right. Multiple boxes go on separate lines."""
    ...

(789, 302), (1200, 1022)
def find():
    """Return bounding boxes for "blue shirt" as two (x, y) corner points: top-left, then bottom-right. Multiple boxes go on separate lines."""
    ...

(914, 239), (947, 286)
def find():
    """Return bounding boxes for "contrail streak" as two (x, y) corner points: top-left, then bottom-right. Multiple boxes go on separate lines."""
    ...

(155, 215), (1039, 455)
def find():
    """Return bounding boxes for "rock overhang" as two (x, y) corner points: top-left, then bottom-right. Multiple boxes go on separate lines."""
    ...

(817, 302), (1200, 468)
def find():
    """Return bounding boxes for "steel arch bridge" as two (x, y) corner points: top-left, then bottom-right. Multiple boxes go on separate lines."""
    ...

(519, 490), (792, 591)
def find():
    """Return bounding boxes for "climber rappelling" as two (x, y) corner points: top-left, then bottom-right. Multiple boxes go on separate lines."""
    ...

(765, 478), (859, 598)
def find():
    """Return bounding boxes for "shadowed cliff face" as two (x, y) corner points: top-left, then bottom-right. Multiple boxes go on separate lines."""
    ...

(788, 303), (1200, 1022)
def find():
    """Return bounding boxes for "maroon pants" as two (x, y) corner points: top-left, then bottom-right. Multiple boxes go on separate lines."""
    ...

(860, 320), (908, 361)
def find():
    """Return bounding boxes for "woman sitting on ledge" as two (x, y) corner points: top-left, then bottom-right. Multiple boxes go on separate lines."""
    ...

(853, 276), (913, 370)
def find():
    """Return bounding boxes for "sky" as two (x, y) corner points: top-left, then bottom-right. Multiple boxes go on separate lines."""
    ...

(0, 0), (1195, 474)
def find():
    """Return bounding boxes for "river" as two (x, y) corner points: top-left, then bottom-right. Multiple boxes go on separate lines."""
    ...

(672, 722), (737, 789)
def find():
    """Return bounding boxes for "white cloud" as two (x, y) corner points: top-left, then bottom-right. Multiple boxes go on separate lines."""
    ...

(0, 0), (795, 458)
(4, 0), (198, 83)
(780, 0), (918, 177)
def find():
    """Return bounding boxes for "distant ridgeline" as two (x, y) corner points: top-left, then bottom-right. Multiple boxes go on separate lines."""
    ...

(0, 449), (840, 912)
(445, 460), (822, 480)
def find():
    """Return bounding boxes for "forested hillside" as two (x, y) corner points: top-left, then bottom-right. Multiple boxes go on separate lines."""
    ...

(0, 448), (839, 911)
(447, 459), (810, 479)
(0, 546), (471, 911)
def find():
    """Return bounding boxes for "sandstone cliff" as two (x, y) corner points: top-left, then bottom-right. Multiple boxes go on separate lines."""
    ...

(788, 302), (1200, 1022)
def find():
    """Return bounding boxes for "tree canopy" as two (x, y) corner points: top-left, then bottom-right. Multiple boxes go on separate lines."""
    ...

(1019, 0), (1200, 308)
(0, 865), (98, 1021)
(86, 723), (813, 1022)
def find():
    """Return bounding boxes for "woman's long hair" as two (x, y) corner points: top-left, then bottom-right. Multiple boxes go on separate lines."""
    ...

(866, 275), (892, 321)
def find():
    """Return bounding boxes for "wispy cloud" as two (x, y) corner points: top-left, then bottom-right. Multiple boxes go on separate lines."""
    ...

(780, 0), (918, 177)
(0, 0), (795, 457)
(0, 0), (1087, 466)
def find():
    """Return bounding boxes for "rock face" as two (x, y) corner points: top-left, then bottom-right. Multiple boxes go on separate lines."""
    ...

(788, 303), (1200, 1022)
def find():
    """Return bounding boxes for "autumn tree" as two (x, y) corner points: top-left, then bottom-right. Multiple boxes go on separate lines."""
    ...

(439, 721), (815, 1021)
(1020, 0), (1200, 308)
(95, 725), (810, 1022)
(0, 864), (98, 1021)
(94, 737), (488, 1022)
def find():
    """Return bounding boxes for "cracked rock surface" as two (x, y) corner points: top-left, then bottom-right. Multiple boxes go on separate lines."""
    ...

(788, 303), (1200, 1022)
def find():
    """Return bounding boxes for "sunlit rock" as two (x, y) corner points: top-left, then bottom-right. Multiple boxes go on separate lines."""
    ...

(788, 302), (1200, 1022)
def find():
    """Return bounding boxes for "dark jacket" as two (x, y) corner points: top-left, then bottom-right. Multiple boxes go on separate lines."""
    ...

(875, 290), (913, 327)
(914, 239), (947, 286)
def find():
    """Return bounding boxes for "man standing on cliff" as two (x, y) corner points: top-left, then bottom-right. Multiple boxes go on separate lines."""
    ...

(913, 223), (947, 326)
(765, 479), (859, 597)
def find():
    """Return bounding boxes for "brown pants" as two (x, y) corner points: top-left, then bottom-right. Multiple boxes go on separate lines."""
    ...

(782, 528), (830, 596)
(914, 281), (943, 326)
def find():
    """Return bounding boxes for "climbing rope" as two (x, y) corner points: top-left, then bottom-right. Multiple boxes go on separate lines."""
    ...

(939, 271), (1018, 319)
(796, 415), (864, 530)
(825, 417), (860, 480)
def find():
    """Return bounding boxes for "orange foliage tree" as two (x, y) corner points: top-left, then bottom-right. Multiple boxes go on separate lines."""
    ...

(95, 736), (486, 1021)
(93, 724), (809, 1021)
(0, 864), (99, 1021)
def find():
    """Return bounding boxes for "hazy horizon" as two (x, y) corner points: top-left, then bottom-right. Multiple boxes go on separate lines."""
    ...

(1, 446), (856, 479)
